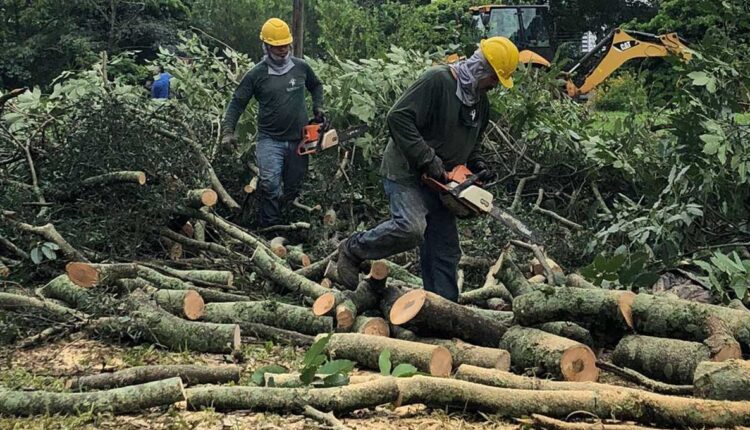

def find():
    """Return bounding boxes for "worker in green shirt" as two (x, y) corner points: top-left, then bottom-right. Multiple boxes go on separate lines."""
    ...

(222, 18), (325, 228)
(336, 37), (520, 301)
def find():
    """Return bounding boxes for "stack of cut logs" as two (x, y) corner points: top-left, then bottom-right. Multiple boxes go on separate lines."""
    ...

(3, 205), (750, 429)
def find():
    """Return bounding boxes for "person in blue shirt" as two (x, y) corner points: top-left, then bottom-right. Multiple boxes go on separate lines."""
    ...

(151, 66), (172, 99)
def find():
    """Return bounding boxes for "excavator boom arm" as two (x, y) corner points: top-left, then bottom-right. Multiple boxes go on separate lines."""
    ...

(566, 29), (691, 97)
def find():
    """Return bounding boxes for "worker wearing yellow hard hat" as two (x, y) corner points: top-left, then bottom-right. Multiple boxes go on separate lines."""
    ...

(222, 18), (326, 229)
(335, 37), (520, 300)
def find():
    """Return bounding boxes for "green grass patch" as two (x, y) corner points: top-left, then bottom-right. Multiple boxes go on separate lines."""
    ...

(0, 367), (66, 392)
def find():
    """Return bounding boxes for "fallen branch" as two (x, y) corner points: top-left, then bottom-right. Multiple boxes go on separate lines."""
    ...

(251, 246), (329, 299)
(184, 188), (218, 209)
(292, 197), (322, 213)
(241, 323), (315, 347)
(522, 414), (665, 430)
(0, 292), (88, 321)
(509, 240), (559, 285)
(0, 88), (27, 109)
(3, 215), (89, 262)
(69, 365), (241, 391)
(532, 188), (584, 230)
(596, 361), (693, 396)
(510, 163), (540, 212)
(0, 234), (29, 260)
(303, 405), (350, 430)
(202, 300), (333, 335)
(694, 359), (750, 400)
(259, 222), (312, 234)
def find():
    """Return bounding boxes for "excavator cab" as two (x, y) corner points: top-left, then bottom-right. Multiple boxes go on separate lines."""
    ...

(470, 4), (553, 67)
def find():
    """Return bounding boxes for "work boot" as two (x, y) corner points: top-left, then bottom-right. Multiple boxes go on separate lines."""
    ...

(337, 239), (362, 290)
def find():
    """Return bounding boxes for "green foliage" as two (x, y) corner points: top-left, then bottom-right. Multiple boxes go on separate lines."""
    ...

(295, 334), (354, 387)
(591, 71), (648, 112)
(580, 250), (658, 290)
(694, 251), (750, 301)
(29, 242), (60, 265)
(250, 364), (287, 386)
(377, 348), (419, 378)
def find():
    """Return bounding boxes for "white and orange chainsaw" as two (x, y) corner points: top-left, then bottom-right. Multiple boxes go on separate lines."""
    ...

(296, 118), (369, 156)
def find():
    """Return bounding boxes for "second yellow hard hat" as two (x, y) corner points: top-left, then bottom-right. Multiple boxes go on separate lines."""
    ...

(480, 37), (520, 89)
(260, 18), (293, 46)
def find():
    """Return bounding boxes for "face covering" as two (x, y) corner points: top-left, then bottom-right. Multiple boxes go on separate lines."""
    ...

(262, 44), (294, 76)
(449, 49), (495, 106)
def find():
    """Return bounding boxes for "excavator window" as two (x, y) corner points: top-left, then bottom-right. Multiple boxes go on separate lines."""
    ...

(520, 9), (550, 48)
(488, 8), (521, 45)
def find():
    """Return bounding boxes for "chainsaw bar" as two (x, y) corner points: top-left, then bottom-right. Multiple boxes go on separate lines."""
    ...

(488, 205), (539, 243)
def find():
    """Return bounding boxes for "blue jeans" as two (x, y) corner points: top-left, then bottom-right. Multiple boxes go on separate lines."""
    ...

(255, 134), (308, 227)
(346, 179), (461, 301)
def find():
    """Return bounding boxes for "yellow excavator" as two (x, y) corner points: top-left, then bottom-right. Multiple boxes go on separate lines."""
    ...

(468, 4), (692, 97)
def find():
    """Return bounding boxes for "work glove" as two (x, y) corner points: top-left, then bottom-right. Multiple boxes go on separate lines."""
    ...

(313, 108), (326, 124)
(221, 130), (238, 148)
(423, 155), (446, 181)
(468, 160), (496, 183)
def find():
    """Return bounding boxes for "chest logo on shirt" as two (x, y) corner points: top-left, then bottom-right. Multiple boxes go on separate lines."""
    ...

(286, 78), (301, 92)
(470, 109), (477, 121)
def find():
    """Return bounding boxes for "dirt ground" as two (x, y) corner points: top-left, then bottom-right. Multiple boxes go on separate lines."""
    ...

(0, 336), (519, 430)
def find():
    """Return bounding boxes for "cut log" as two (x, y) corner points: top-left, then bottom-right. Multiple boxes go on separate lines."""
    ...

(80, 171), (147, 187)
(160, 236), (183, 260)
(497, 257), (534, 297)
(323, 208), (337, 226)
(320, 278), (333, 289)
(530, 257), (563, 277)
(595, 361), (694, 396)
(368, 260), (390, 281)
(145, 266), (234, 288)
(40, 274), (95, 311)
(513, 286), (635, 342)
(0, 292), (87, 321)
(136, 266), (248, 302)
(501, 326), (598, 382)
(383, 261), (422, 286)
(202, 301), (333, 335)
(65, 262), (139, 288)
(352, 316), (390, 337)
(313, 277), (384, 318)
(241, 323), (315, 347)
(187, 378), (400, 413)
(395, 375), (750, 428)
(270, 237), (288, 258)
(631, 293), (750, 351)
(69, 365), (241, 391)
(153, 289), (205, 320)
(566, 273), (596, 289)
(456, 364), (628, 392)
(535, 322), (594, 349)
(728, 299), (749, 312)
(243, 176), (259, 194)
(294, 250), (337, 281)
(486, 297), (511, 311)
(389, 289), (509, 347)
(611, 335), (713, 385)
(694, 359), (750, 400)
(421, 339), (510, 370)
(703, 315), (742, 361)
(0, 260), (8, 278)
(528, 274), (546, 284)
(287, 245), (311, 269)
(335, 300), (357, 331)
(458, 283), (513, 306)
(322, 333), (453, 377)
(0, 377), (185, 416)
(185, 188), (218, 208)
(252, 247), (329, 299)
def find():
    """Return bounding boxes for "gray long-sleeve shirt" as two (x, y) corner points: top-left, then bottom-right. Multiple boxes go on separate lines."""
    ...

(222, 58), (324, 141)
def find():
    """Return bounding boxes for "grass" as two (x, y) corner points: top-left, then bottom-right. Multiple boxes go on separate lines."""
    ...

(0, 367), (66, 392)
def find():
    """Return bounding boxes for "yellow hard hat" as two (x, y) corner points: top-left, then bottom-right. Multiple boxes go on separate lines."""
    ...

(260, 18), (293, 46)
(480, 37), (520, 89)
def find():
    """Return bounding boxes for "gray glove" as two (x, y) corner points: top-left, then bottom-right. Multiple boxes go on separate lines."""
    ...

(423, 155), (446, 181)
(221, 131), (238, 148)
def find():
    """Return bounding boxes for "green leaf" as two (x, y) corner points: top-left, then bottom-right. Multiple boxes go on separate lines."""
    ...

(300, 364), (318, 385)
(41, 245), (57, 261)
(391, 363), (418, 377)
(318, 359), (355, 375)
(44, 242), (61, 251)
(732, 283), (748, 300)
(304, 333), (332, 366)
(688, 71), (709, 86)
(632, 272), (660, 289)
(322, 373), (350, 387)
(700, 134), (722, 155)
(379, 348), (392, 376)
(30, 247), (43, 265)
(250, 364), (287, 386)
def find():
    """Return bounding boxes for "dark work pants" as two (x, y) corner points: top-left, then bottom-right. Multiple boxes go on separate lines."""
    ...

(255, 134), (308, 227)
(346, 179), (461, 301)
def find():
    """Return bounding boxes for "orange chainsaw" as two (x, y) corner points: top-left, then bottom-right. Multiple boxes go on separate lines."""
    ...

(297, 118), (369, 156)
(423, 165), (539, 243)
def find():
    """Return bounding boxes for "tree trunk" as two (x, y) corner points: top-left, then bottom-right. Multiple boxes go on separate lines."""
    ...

(389, 289), (509, 347)
(0, 377), (185, 416)
(694, 359), (750, 400)
(352, 316), (390, 337)
(153, 289), (205, 320)
(203, 301), (332, 335)
(631, 293), (750, 351)
(513, 286), (635, 343)
(501, 326), (598, 382)
(535, 322), (594, 349)
(611, 335), (712, 385)
(322, 333), (452, 377)
(69, 365), (240, 391)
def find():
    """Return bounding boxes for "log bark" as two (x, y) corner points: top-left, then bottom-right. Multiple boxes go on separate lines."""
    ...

(611, 335), (712, 385)
(66, 262), (139, 288)
(693, 359), (750, 400)
(70, 365), (241, 391)
(383, 261), (422, 286)
(0, 377), (185, 416)
(203, 301), (333, 335)
(728, 299), (749, 312)
(595, 361), (694, 396)
(486, 297), (511, 311)
(535, 322), (594, 349)
(185, 188), (218, 208)
(187, 378), (400, 413)
(420, 339), (510, 370)
(566, 273), (596, 289)
(0, 292), (87, 321)
(395, 375), (750, 428)
(513, 286), (635, 342)
(497, 258), (534, 297)
(295, 250), (337, 281)
(352, 316), (390, 337)
(458, 283), (513, 306)
(501, 326), (598, 382)
(322, 333), (452, 377)
(146, 266), (234, 288)
(153, 289), (205, 320)
(389, 289), (509, 347)
(252, 247), (329, 299)
(631, 293), (750, 351)
(80, 171), (147, 188)
(40, 274), (95, 311)
(287, 245), (311, 269)
(241, 323), (315, 347)
(136, 266), (248, 302)
(335, 299), (357, 331)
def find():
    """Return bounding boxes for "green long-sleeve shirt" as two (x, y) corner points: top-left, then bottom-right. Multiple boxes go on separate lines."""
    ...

(380, 65), (489, 184)
(222, 58), (324, 141)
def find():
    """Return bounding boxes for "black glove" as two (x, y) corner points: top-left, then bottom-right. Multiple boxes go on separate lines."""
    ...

(221, 130), (238, 148)
(423, 155), (446, 181)
(468, 160), (496, 182)
(313, 108), (326, 124)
